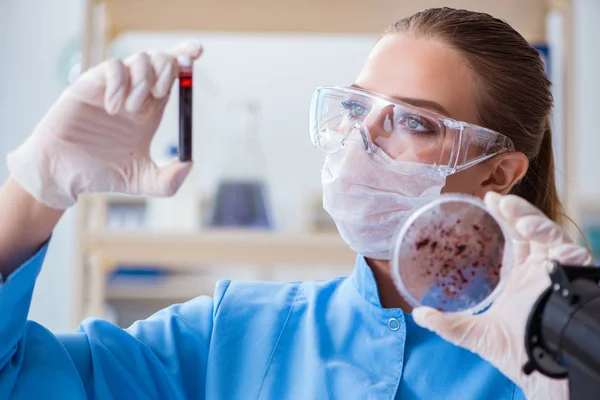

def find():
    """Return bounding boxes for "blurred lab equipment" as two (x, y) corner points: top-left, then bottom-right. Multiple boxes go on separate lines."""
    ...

(209, 100), (273, 229)
(106, 200), (146, 230)
(392, 194), (511, 314)
(308, 193), (338, 233)
(581, 209), (600, 260)
(57, 37), (82, 87)
(523, 260), (600, 400)
(586, 225), (600, 260)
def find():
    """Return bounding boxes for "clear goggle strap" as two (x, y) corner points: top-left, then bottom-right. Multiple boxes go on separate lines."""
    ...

(456, 130), (516, 172)
(490, 133), (516, 154)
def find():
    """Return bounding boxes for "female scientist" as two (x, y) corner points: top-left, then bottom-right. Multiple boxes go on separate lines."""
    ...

(0, 7), (591, 400)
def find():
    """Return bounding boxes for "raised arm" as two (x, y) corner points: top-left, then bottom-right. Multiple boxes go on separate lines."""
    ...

(0, 178), (63, 277)
(0, 41), (214, 399)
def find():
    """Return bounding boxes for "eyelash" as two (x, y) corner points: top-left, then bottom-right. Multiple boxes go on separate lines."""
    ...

(399, 114), (436, 135)
(340, 100), (369, 118)
(340, 101), (435, 135)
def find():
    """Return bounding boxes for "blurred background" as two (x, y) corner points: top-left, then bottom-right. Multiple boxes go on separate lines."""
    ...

(0, 0), (598, 332)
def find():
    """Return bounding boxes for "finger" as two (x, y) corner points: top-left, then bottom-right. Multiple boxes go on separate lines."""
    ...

(412, 307), (482, 348)
(549, 243), (593, 266)
(515, 215), (572, 247)
(103, 59), (129, 115)
(499, 194), (553, 261)
(507, 253), (552, 294)
(485, 192), (530, 265)
(167, 40), (204, 60)
(498, 195), (545, 221)
(484, 192), (519, 240)
(148, 51), (178, 99)
(483, 191), (501, 207)
(124, 52), (156, 113)
(140, 160), (193, 196)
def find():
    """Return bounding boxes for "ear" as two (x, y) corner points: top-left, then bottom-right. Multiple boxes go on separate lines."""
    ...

(475, 153), (529, 197)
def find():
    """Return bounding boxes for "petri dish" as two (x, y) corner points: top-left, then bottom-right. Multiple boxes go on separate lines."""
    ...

(391, 194), (513, 314)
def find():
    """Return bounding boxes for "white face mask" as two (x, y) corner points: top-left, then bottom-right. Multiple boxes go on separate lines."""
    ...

(322, 139), (446, 260)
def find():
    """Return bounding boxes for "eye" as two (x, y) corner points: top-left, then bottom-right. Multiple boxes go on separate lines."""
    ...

(341, 100), (369, 118)
(399, 114), (437, 135)
(408, 116), (423, 129)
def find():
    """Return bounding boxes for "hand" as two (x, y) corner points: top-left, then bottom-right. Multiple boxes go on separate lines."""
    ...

(412, 192), (593, 400)
(6, 41), (203, 209)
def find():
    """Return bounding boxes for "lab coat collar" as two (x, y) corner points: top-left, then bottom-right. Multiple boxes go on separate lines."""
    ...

(349, 254), (386, 309)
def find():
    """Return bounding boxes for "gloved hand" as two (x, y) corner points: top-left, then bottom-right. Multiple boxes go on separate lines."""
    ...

(7, 41), (203, 209)
(412, 192), (593, 400)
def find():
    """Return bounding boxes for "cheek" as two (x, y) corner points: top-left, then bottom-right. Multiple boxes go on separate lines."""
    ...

(442, 166), (485, 196)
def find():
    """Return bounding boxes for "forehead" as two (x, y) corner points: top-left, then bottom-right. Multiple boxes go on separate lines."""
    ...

(354, 33), (479, 125)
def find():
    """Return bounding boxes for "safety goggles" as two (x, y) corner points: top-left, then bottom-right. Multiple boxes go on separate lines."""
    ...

(309, 86), (515, 177)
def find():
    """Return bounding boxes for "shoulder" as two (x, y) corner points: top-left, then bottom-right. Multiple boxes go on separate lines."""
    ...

(215, 276), (347, 307)
(213, 276), (348, 319)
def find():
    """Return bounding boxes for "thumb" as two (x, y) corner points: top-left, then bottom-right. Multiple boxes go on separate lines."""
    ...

(412, 307), (482, 349)
(515, 215), (572, 247)
(549, 242), (594, 266)
(168, 40), (204, 61)
(140, 160), (193, 196)
(485, 192), (530, 266)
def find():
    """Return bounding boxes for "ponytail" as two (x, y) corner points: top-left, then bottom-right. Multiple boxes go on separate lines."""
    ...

(510, 118), (565, 225)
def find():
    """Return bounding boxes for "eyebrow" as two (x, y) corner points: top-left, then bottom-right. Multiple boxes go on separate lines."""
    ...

(350, 84), (452, 117)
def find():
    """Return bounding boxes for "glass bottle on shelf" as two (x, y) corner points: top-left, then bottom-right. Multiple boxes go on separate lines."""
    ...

(209, 100), (273, 229)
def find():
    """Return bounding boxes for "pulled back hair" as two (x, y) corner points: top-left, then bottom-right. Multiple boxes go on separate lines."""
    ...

(386, 7), (564, 224)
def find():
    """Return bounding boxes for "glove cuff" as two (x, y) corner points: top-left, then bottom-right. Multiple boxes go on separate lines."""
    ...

(6, 138), (78, 210)
(523, 374), (569, 400)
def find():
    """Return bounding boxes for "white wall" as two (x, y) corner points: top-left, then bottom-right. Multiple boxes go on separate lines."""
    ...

(574, 0), (600, 202)
(546, 10), (567, 199)
(0, 0), (82, 333)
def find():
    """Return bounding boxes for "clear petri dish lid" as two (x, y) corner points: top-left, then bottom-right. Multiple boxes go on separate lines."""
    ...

(391, 193), (513, 315)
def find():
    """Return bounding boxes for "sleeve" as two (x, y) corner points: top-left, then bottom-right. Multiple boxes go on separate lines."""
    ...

(512, 385), (527, 400)
(0, 242), (227, 399)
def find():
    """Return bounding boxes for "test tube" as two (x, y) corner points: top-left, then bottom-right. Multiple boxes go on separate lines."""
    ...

(178, 57), (193, 162)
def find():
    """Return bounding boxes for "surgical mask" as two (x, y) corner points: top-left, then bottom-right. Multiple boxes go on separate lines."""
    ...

(322, 138), (445, 260)
(312, 86), (515, 260)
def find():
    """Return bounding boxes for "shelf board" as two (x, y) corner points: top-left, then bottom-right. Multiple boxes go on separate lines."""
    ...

(81, 193), (147, 205)
(84, 230), (356, 270)
(106, 278), (216, 301)
(101, 0), (549, 42)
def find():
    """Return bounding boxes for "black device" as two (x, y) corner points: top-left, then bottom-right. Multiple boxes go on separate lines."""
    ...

(523, 260), (600, 399)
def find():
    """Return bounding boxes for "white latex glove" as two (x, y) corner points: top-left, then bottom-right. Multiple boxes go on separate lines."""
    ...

(7, 41), (203, 209)
(412, 192), (593, 400)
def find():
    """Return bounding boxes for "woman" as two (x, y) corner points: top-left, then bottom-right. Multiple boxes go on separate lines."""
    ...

(0, 7), (591, 400)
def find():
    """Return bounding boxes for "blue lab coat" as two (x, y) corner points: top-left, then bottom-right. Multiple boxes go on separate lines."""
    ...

(0, 242), (525, 399)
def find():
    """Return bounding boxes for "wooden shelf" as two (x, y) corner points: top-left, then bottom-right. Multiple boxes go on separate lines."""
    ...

(95, 0), (550, 41)
(85, 230), (356, 271)
(106, 275), (217, 301)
